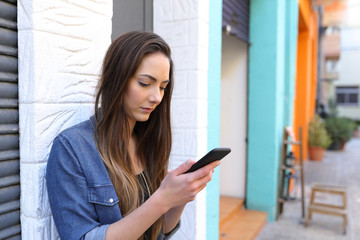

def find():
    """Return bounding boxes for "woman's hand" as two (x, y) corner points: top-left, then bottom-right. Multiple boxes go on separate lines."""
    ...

(154, 159), (221, 212)
(106, 159), (220, 239)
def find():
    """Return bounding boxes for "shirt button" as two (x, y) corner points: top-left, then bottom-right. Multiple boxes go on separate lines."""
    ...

(109, 198), (114, 203)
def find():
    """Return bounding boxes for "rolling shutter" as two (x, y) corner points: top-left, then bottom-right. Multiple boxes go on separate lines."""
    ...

(223, 0), (249, 42)
(0, 0), (20, 239)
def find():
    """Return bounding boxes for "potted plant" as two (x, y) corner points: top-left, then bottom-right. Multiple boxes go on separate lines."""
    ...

(308, 115), (332, 161)
(354, 122), (360, 138)
(325, 117), (356, 150)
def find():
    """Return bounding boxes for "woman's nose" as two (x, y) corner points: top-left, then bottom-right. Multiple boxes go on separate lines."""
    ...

(150, 88), (162, 104)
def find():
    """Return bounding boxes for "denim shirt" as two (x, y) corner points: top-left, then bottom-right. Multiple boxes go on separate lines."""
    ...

(46, 116), (179, 240)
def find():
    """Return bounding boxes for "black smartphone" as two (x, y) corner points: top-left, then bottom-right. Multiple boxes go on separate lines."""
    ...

(184, 148), (231, 173)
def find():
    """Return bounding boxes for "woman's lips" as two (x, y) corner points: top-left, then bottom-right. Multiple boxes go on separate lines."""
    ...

(141, 107), (154, 113)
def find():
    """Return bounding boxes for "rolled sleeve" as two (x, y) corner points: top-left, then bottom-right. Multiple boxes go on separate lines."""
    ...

(163, 220), (181, 239)
(83, 224), (109, 240)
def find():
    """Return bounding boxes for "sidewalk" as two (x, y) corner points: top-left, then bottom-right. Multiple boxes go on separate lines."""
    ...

(257, 138), (360, 240)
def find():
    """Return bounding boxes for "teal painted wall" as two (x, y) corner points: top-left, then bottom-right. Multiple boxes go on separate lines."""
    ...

(246, 0), (290, 221)
(206, 0), (222, 238)
(284, 0), (299, 126)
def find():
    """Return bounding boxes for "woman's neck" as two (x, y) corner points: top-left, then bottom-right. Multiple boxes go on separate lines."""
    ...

(128, 119), (136, 133)
(129, 134), (143, 175)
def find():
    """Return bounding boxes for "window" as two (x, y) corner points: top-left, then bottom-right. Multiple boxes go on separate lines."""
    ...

(326, 59), (339, 75)
(336, 86), (359, 106)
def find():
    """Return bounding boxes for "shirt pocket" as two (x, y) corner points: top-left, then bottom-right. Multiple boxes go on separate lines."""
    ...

(88, 185), (122, 224)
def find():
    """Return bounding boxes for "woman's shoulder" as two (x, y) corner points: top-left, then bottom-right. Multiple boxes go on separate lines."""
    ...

(55, 115), (95, 143)
(48, 115), (104, 175)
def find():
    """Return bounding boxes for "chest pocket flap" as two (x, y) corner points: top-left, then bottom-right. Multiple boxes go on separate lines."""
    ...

(88, 185), (119, 206)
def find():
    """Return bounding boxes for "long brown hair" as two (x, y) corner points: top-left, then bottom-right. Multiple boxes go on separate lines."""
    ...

(94, 31), (173, 239)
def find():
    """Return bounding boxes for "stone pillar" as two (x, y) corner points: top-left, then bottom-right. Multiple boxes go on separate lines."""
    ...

(18, 1), (112, 238)
(154, 0), (209, 239)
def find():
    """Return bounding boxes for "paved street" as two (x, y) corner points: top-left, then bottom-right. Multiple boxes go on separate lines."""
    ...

(257, 138), (360, 240)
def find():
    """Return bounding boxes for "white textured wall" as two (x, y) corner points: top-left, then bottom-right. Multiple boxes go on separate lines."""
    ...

(18, 0), (112, 239)
(154, 0), (209, 239)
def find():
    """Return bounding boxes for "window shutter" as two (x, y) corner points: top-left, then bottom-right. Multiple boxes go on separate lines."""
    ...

(0, 0), (20, 239)
(222, 0), (250, 42)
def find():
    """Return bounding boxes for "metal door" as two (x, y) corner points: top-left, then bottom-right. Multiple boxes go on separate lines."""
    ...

(112, 0), (153, 40)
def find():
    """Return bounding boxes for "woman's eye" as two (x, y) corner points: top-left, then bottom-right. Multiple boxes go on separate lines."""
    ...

(160, 86), (167, 91)
(138, 82), (149, 87)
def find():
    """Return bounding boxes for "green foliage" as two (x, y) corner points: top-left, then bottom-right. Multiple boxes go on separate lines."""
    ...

(355, 120), (360, 129)
(325, 117), (356, 143)
(327, 98), (338, 118)
(308, 115), (332, 149)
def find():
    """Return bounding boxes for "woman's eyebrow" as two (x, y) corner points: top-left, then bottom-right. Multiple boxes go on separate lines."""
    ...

(138, 74), (169, 83)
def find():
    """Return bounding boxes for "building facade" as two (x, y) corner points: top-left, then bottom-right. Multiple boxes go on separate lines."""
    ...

(334, 26), (360, 121)
(0, 0), (320, 239)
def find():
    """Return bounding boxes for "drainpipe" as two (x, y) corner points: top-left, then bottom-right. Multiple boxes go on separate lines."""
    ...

(316, 5), (324, 113)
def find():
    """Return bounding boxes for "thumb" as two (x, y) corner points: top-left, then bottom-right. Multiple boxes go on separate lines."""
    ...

(172, 159), (195, 175)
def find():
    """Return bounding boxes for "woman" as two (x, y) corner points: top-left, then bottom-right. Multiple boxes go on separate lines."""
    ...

(46, 31), (220, 240)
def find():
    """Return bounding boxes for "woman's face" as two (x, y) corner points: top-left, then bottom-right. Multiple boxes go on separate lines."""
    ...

(124, 52), (170, 125)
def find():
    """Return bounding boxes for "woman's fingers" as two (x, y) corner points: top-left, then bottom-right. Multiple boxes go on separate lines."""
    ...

(189, 160), (220, 180)
(159, 159), (220, 208)
(192, 168), (215, 191)
(171, 159), (195, 176)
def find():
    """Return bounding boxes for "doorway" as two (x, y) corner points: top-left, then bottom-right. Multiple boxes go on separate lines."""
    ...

(220, 32), (248, 198)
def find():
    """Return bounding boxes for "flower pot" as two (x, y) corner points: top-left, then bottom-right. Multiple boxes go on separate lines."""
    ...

(340, 141), (346, 150)
(308, 146), (326, 161)
(354, 130), (359, 138)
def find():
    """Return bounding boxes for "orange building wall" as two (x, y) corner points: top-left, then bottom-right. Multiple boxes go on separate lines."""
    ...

(293, 1), (319, 160)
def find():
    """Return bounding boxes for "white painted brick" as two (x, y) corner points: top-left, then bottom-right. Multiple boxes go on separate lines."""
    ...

(195, 189), (207, 240)
(197, 70), (208, 100)
(172, 48), (208, 72)
(197, 46), (209, 71)
(18, 0), (112, 237)
(188, 19), (209, 47)
(19, 31), (106, 104)
(20, 162), (50, 218)
(183, 130), (198, 158)
(21, 215), (59, 240)
(174, 201), (197, 239)
(197, 100), (208, 129)
(172, 0), (198, 21)
(172, 47), (198, 70)
(33, 0), (112, 38)
(173, 71), (187, 99)
(168, 155), (186, 170)
(198, 0), (210, 23)
(196, 128), (208, 157)
(187, 70), (208, 99)
(186, 71), (197, 99)
(18, 30), (35, 104)
(172, 189), (207, 240)
(18, 0), (111, 104)
(18, 1), (33, 30)
(183, 129), (207, 158)
(153, 0), (173, 24)
(171, 129), (185, 156)
(171, 99), (198, 129)
(156, 21), (189, 48)
(19, 104), (94, 163)
(32, 32), (105, 77)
